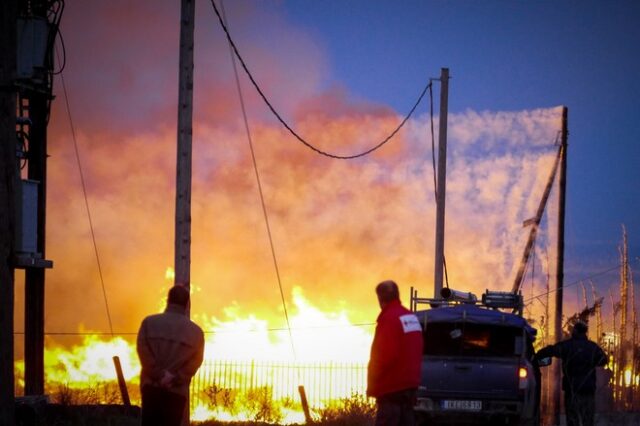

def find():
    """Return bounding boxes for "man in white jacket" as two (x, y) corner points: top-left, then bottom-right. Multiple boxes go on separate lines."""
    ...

(137, 285), (204, 426)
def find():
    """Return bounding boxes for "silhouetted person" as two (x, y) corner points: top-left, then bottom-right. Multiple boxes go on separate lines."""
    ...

(367, 280), (423, 426)
(595, 366), (613, 413)
(536, 321), (607, 426)
(137, 285), (204, 426)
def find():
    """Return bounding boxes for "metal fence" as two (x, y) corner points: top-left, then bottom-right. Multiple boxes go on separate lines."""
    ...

(190, 359), (368, 410)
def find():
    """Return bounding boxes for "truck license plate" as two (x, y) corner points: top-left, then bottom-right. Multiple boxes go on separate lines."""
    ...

(442, 400), (482, 411)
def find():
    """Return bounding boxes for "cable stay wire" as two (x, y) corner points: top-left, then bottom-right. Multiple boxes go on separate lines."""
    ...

(57, 49), (114, 337)
(209, 0), (432, 160)
(220, 0), (297, 361)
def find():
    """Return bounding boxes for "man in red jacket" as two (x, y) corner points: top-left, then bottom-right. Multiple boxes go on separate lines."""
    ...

(367, 280), (423, 426)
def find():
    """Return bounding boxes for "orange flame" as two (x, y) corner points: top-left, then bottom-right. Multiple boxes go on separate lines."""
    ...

(19, 286), (374, 423)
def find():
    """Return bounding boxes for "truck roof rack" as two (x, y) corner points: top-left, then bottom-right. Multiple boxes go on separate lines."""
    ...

(410, 287), (524, 316)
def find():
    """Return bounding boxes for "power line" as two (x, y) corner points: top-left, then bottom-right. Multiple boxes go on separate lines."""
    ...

(58, 53), (114, 337)
(209, 0), (431, 160)
(28, 264), (628, 337)
(524, 264), (622, 305)
(49, 1), (66, 76)
(219, 0), (297, 360)
(12, 322), (376, 337)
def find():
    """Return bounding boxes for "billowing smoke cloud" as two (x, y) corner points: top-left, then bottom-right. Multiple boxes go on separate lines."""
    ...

(16, 1), (564, 355)
(41, 103), (563, 339)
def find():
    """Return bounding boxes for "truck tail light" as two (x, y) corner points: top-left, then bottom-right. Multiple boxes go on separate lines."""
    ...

(519, 366), (529, 389)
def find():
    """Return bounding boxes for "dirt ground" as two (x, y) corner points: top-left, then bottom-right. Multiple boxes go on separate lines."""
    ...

(586, 412), (640, 426)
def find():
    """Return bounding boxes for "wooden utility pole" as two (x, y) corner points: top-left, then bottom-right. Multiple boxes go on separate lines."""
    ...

(433, 68), (449, 298)
(174, 0), (195, 292)
(174, 1), (195, 424)
(24, 90), (49, 395)
(551, 106), (568, 425)
(15, 0), (56, 396)
(0, 0), (18, 423)
(23, 18), (54, 389)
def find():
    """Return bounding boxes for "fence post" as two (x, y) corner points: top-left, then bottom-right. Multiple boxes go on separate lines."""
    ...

(329, 361), (334, 401)
(249, 359), (256, 389)
(298, 385), (312, 423)
(112, 356), (131, 407)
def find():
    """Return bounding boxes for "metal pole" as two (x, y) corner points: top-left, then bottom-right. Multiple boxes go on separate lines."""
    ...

(433, 68), (449, 298)
(174, 0), (195, 293)
(0, 0), (18, 423)
(552, 106), (568, 425)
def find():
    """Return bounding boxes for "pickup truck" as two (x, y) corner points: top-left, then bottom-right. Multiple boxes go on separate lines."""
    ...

(412, 290), (541, 426)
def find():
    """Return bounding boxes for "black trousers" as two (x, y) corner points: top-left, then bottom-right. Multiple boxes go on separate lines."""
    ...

(375, 389), (417, 426)
(564, 391), (595, 426)
(141, 384), (187, 426)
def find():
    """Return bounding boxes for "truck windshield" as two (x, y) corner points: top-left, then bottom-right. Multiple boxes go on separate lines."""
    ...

(423, 323), (522, 357)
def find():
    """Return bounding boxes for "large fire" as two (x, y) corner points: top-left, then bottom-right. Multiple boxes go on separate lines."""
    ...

(16, 277), (376, 423)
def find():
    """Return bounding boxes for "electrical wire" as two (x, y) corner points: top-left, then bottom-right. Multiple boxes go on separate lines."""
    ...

(209, 0), (431, 160)
(21, 265), (629, 338)
(49, 0), (66, 75)
(16, 258), (638, 337)
(43, 0), (65, 124)
(58, 58), (114, 337)
(24, 260), (633, 336)
(51, 27), (66, 75)
(219, 0), (297, 360)
(524, 264), (623, 305)
(12, 322), (376, 337)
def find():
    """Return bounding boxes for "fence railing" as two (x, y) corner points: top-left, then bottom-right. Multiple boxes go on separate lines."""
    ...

(191, 359), (368, 410)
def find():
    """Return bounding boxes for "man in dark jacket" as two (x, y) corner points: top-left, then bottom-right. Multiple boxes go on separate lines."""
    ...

(536, 321), (607, 426)
(137, 285), (205, 426)
(367, 280), (423, 426)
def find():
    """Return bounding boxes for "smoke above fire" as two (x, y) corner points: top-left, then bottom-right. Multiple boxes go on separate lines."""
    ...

(36, 102), (563, 345)
(14, 2), (563, 364)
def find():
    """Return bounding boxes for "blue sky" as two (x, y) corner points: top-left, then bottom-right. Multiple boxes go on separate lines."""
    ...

(274, 0), (640, 296)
